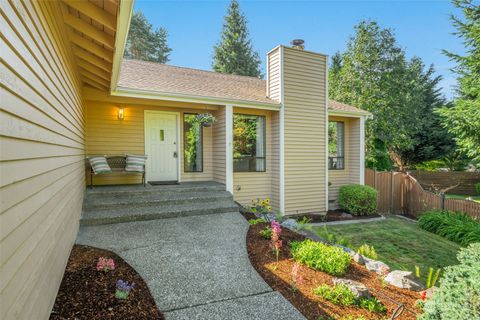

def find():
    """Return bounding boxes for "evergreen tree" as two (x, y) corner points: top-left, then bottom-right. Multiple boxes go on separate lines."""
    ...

(124, 11), (171, 63)
(437, 0), (480, 165)
(212, 0), (262, 77)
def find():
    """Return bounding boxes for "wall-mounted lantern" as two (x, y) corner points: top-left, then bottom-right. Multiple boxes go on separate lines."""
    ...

(118, 107), (125, 120)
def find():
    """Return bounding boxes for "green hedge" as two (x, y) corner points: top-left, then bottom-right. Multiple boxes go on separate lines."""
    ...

(418, 210), (480, 246)
(290, 239), (352, 276)
(338, 184), (378, 216)
(419, 243), (480, 320)
(475, 182), (480, 195)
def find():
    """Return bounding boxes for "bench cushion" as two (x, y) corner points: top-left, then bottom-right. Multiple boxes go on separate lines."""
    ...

(88, 156), (112, 174)
(125, 154), (147, 173)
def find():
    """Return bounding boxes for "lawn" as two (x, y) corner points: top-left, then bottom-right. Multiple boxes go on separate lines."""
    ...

(445, 194), (480, 203)
(312, 217), (461, 283)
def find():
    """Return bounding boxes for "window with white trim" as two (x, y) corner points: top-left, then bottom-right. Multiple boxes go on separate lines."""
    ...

(233, 114), (266, 172)
(328, 121), (345, 170)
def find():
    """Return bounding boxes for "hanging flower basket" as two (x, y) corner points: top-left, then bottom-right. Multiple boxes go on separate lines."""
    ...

(196, 113), (216, 127)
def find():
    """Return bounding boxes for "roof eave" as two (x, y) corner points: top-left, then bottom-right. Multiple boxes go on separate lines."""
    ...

(328, 109), (372, 118)
(112, 86), (282, 110)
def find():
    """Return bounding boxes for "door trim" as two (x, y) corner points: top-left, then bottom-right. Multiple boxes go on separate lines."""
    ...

(144, 110), (181, 182)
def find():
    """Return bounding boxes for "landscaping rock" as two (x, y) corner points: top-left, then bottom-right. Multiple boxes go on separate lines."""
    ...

(281, 219), (299, 230)
(365, 259), (390, 276)
(340, 212), (353, 218)
(420, 286), (438, 299)
(353, 253), (365, 265)
(332, 244), (355, 255)
(333, 278), (371, 299)
(384, 270), (425, 291)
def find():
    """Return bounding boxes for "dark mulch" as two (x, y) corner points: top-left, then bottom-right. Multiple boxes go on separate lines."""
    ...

(290, 210), (382, 223)
(50, 245), (164, 320)
(246, 222), (421, 320)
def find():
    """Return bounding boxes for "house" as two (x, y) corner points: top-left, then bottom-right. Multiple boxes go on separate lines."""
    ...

(0, 1), (369, 319)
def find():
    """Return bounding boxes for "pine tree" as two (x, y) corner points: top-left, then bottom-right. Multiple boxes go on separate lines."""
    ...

(212, 0), (262, 77)
(124, 11), (171, 63)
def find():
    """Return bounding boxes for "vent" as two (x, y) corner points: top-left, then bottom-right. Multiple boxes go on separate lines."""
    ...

(291, 39), (305, 50)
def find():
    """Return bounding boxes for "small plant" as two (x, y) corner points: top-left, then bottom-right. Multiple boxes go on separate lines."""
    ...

(357, 244), (378, 260)
(259, 227), (272, 239)
(250, 198), (273, 221)
(273, 239), (282, 262)
(314, 284), (386, 313)
(248, 218), (265, 225)
(338, 184), (378, 216)
(196, 113), (215, 127)
(418, 210), (480, 246)
(291, 240), (352, 276)
(297, 216), (312, 231)
(96, 257), (115, 272)
(271, 220), (282, 262)
(314, 284), (356, 306)
(115, 279), (135, 300)
(317, 226), (353, 249)
(414, 265), (441, 288)
(291, 262), (304, 292)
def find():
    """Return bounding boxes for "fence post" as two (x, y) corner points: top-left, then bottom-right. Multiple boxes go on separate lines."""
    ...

(441, 193), (445, 210)
(390, 170), (394, 214)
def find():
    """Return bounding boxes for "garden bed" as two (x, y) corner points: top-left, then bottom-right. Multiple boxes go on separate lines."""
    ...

(246, 221), (421, 320)
(50, 245), (164, 320)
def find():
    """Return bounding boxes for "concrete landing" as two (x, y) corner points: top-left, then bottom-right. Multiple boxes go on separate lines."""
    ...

(76, 212), (305, 320)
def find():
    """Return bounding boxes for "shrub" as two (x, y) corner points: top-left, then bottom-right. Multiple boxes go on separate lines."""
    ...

(419, 243), (480, 320)
(248, 218), (265, 225)
(357, 244), (378, 260)
(476, 182), (480, 195)
(259, 227), (272, 239)
(418, 210), (480, 246)
(314, 284), (386, 313)
(338, 184), (378, 216)
(290, 240), (352, 276)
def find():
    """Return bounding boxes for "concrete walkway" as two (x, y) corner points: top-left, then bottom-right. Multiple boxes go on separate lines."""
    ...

(76, 212), (305, 320)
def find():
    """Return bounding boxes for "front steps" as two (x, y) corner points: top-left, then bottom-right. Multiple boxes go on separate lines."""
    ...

(81, 181), (239, 226)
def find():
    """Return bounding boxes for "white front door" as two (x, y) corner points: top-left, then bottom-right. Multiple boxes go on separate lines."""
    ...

(144, 111), (179, 182)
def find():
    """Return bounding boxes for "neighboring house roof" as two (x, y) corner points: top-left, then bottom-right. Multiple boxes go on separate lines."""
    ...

(118, 59), (369, 115)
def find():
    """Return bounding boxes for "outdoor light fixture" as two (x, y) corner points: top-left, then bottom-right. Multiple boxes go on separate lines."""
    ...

(118, 107), (124, 120)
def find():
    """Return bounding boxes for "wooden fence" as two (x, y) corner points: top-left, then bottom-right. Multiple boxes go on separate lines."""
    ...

(365, 168), (480, 220)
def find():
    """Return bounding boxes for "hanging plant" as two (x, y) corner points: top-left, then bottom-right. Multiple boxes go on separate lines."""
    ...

(196, 113), (216, 127)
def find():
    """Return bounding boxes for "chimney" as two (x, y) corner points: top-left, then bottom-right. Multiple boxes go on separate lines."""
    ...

(291, 39), (305, 50)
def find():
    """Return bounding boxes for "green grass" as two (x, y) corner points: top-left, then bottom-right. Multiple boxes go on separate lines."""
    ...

(445, 194), (480, 203)
(312, 217), (461, 284)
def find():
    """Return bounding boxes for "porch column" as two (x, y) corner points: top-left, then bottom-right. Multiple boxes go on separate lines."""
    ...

(225, 104), (234, 193)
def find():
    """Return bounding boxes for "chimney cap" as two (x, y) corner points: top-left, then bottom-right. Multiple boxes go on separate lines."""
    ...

(291, 39), (305, 49)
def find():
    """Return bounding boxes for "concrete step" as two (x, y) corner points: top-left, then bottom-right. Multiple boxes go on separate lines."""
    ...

(80, 200), (240, 226)
(83, 190), (233, 211)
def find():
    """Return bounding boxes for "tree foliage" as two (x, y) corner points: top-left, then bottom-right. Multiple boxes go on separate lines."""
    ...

(329, 21), (452, 170)
(212, 0), (262, 77)
(437, 0), (480, 165)
(124, 11), (171, 63)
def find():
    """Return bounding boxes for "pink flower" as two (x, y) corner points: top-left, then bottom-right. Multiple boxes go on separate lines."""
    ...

(271, 220), (282, 242)
(97, 257), (115, 272)
(291, 262), (304, 287)
(274, 239), (283, 250)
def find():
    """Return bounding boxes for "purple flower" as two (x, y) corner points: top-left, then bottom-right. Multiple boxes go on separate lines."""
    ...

(116, 279), (135, 292)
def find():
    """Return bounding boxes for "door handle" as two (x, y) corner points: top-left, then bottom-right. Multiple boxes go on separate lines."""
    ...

(173, 151), (178, 158)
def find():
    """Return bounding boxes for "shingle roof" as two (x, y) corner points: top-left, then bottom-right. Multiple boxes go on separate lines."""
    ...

(118, 59), (368, 114)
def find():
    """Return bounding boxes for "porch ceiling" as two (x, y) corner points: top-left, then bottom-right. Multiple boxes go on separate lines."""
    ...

(60, 0), (131, 92)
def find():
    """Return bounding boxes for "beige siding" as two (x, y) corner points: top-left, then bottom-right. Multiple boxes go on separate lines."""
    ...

(233, 108), (273, 206)
(327, 116), (362, 209)
(270, 111), (281, 212)
(283, 47), (328, 215)
(212, 107), (226, 185)
(85, 101), (215, 184)
(0, 1), (85, 319)
(267, 47), (281, 102)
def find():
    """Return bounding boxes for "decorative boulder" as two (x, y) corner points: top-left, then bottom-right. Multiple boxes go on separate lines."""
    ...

(353, 253), (366, 265)
(384, 270), (425, 291)
(365, 259), (390, 276)
(281, 219), (299, 230)
(333, 278), (371, 299)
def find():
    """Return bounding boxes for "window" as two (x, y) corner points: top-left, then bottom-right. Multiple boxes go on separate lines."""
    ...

(233, 114), (266, 172)
(328, 121), (345, 170)
(184, 114), (203, 172)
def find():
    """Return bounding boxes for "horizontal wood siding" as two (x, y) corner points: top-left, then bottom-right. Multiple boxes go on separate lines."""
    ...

(212, 108), (226, 185)
(267, 47), (281, 102)
(283, 47), (327, 215)
(85, 101), (214, 184)
(233, 108), (273, 206)
(0, 1), (85, 319)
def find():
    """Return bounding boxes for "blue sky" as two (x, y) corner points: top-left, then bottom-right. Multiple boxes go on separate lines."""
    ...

(133, 0), (464, 99)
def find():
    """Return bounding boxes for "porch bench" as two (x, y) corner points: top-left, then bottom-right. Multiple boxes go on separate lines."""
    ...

(86, 155), (146, 187)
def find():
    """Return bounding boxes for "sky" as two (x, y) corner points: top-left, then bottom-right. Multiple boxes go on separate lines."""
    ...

(133, 0), (465, 100)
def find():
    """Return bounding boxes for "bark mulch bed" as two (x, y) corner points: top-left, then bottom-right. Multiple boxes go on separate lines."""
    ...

(246, 221), (421, 320)
(50, 245), (164, 320)
(290, 210), (382, 223)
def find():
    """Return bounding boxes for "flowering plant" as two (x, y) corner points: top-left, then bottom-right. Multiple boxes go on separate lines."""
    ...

(250, 198), (272, 221)
(196, 113), (216, 127)
(291, 262), (304, 291)
(96, 257), (115, 272)
(115, 279), (135, 300)
(271, 220), (283, 262)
